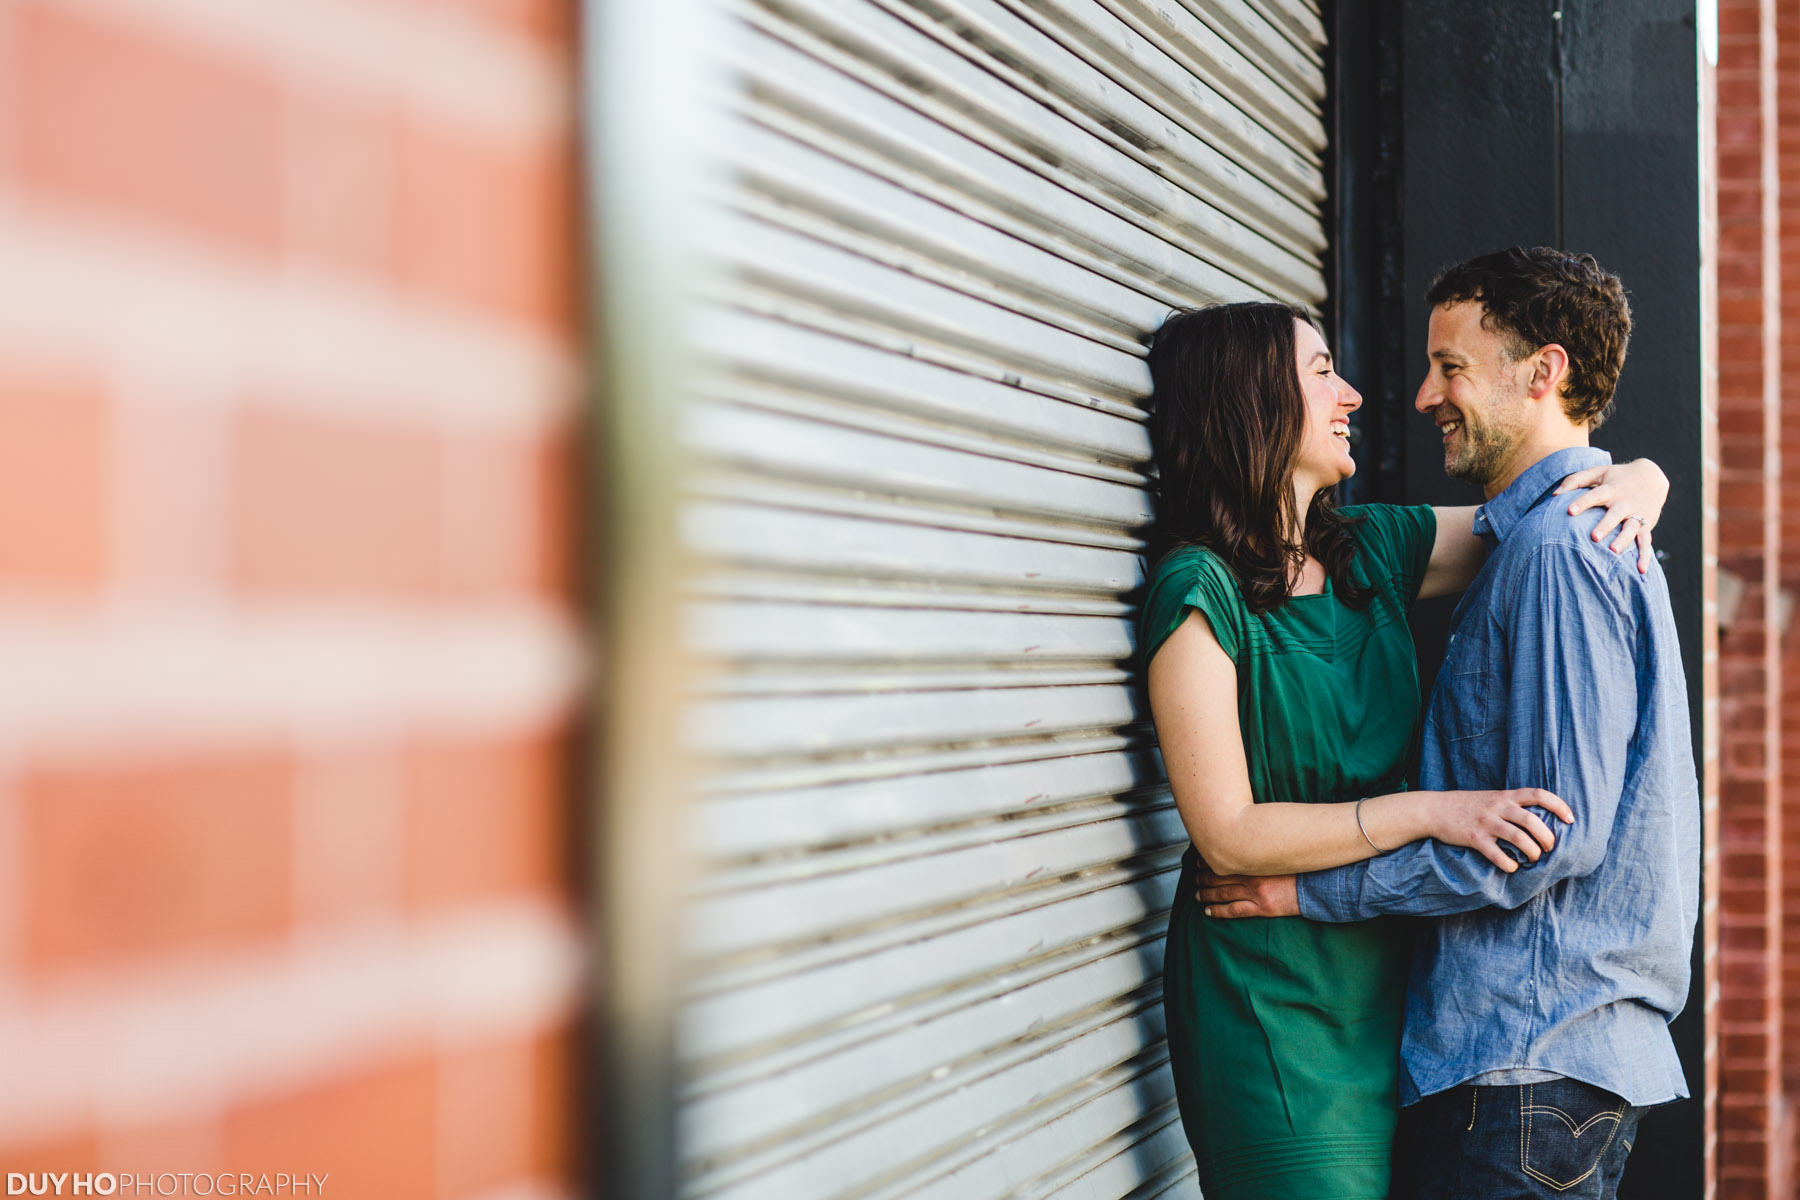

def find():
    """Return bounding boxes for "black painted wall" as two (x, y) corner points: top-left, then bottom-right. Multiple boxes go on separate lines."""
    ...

(1330, 2), (1708, 1195)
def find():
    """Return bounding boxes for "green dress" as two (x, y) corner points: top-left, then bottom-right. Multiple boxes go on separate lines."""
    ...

(1139, 503), (1437, 1200)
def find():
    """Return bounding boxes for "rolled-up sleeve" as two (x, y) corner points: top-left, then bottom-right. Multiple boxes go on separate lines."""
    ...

(1297, 542), (1640, 921)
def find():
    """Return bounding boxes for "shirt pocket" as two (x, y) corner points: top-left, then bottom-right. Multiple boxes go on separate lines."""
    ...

(1442, 667), (1496, 742)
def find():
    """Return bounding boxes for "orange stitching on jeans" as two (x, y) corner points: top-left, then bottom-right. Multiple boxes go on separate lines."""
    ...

(1524, 1103), (1626, 1139)
(1521, 1085), (1530, 1178)
(1468, 1087), (1477, 1132)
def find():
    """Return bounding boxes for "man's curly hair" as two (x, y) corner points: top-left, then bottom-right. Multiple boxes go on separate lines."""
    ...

(1425, 246), (1632, 429)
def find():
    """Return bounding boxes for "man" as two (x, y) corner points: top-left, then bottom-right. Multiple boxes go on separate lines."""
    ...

(1197, 246), (1700, 1198)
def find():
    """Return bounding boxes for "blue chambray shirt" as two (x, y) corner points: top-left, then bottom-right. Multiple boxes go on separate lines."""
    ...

(1296, 447), (1700, 1107)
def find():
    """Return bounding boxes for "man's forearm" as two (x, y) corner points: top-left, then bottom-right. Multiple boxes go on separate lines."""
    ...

(1297, 829), (1581, 923)
(1302, 546), (1638, 923)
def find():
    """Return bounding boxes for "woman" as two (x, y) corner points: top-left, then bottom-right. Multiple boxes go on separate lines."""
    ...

(1139, 302), (1665, 1199)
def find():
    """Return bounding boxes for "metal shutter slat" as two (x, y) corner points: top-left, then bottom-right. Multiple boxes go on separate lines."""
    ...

(690, 477), (1149, 553)
(1033, 1109), (1193, 1199)
(693, 749), (1159, 859)
(700, 310), (1153, 448)
(729, 27), (1263, 306)
(686, 805), (1186, 959)
(689, 683), (1140, 759)
(720, 118), (1165, 345)
(683, 404), (1155, 529)
(670, 0), (1328, 1193)
(1058, 0), (1323, 154)
(683, 944), (1167, 1163)
(713, 214), (1151, 401)
(897, 1061), (1181, 1199)
(734, 0), (1322, 302)
(689, 1000), (1167, 1197)
(869, 0), (1324, 244)
(687, 603), (1137, 665)
(683, 503), (1143, 594)
(691, 388), (1146, 489)
(681, 874), (1176, 1068)
(1240, 0), (1325, 60)
(990, 0), (1322, 181)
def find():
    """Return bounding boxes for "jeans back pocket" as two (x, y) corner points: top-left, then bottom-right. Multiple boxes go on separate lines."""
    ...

(1519, 1079), (1627, 1191)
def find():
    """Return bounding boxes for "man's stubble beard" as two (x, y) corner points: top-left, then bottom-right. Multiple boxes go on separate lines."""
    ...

(1446, 420), (1511, 489)
(1445, 382), (1531, 491)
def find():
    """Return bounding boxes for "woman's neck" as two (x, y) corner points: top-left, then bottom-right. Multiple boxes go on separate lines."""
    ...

(1285, 478), (1335, 595)
(1287, 477), (1316, 544)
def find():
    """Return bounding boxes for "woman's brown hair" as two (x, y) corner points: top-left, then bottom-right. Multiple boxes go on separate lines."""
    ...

(1146, 302), (1373, 614)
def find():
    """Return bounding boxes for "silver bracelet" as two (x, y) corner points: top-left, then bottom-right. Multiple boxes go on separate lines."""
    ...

(1355, 796), (1387, 854)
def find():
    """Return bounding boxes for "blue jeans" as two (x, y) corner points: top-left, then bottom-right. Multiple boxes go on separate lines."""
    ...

(1391, 1078), (1648, 1199)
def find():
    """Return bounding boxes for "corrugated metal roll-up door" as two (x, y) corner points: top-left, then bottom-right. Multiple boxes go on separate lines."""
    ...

(677, 0), (1329, 1196)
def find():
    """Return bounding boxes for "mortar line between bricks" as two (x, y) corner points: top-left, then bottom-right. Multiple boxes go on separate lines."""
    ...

(0, 200), (581, 433)
(0, 899), (584, 1149)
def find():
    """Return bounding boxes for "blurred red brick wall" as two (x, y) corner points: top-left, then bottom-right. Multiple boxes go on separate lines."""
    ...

(1780, 0), (1800, 1194)
(1716, 1), (1786, 1197)
(0, 0), (586, 1196)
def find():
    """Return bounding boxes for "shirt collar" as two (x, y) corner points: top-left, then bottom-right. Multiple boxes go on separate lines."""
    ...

(1470, 446), (1613, 542)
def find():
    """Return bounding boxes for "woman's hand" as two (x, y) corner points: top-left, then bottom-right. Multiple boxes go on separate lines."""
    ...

(1553, 458), (1668, 573)
(1430, 788), (1576, 872)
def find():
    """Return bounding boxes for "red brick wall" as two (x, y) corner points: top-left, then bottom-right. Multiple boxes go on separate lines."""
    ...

(1779, 1), (1800, 1194)
(1702, 25), (1723, 1192)
(1716, 0), (1784, 1196)
(0, 1), (586, 1197)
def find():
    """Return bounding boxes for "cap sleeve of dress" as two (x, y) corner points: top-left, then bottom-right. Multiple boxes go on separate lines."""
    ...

(1337, 503), (1437, 607)
(1138, 547), (1246, 669)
